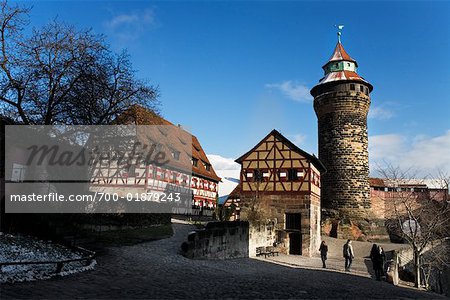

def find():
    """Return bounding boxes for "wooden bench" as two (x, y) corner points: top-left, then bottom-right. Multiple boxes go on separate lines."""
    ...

(256, 246), (270, 258)
(266, 246), (279, 257)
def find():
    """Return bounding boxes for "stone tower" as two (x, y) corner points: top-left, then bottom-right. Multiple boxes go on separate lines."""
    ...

(310, 33), (374, 238)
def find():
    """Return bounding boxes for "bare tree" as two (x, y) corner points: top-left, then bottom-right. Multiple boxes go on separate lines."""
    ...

(240, 171), (272, 226)
(0, 1), (159, 125)
(377, 163), (450, 288)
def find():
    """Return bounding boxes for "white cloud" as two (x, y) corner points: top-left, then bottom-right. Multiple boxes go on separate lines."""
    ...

(104, 8), (156, 42)
(368, 106), (394, 120)
(287, 134), (306, 147)
(207, 154), (240, 171)
(369, 130), (450, 176)
(265, 80), (312, 103)
(369, 134), (406, 161)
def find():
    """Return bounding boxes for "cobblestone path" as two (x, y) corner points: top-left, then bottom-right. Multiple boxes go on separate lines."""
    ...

(0, 222), (444, 299)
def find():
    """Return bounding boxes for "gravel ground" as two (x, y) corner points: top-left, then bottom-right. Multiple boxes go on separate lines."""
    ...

(0, 221), (444, 299)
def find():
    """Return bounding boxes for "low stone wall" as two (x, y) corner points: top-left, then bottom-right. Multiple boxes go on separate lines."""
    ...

(392, 243), (450, 296)
(181, 221), (249, 259)
(249, 223), (276, 257)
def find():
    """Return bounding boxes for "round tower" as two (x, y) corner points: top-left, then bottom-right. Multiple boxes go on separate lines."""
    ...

(311, 32), (373, 231)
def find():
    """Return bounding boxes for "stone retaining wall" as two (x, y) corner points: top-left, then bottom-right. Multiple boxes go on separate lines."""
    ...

(392, 243), (450, 296)
(181, 221), (249, 259)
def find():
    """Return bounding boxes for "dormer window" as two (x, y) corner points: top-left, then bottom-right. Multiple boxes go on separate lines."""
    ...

(202, 161), (211, 171)
(171, 150), (180, 160)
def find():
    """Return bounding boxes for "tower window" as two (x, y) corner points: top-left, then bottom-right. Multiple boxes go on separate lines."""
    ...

(360, 85), (364, 92)
(350, 84), (355, 90)
(365, 87), (369, 95)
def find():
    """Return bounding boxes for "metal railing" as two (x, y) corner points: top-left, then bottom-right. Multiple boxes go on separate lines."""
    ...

(0, 245), (95, 274)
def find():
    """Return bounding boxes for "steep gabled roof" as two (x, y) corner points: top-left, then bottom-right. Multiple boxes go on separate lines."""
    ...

(235, 129), (326, 173)
(115, 105), (220, 182)
(227, 183), (242, 200)
(323, 42), (357, 67)
(311, 40), (373, 95)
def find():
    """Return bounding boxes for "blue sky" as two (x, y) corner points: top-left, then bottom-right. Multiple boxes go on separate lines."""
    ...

(22, 1), (450, 176)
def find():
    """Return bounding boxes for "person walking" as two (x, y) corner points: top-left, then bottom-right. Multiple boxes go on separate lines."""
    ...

(370, 243), (381, 280)
(370, 244), (386, 280)
(343, 239), (354, 271)
(319, 241), (328, 268)
(377, 246), (386, 280)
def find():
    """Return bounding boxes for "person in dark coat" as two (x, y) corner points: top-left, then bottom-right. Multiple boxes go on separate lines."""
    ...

(370, 244), (381, 280)
(319, 241), (328, 268)
(377, 246), (386, 280)
(370, 244), (386, 280)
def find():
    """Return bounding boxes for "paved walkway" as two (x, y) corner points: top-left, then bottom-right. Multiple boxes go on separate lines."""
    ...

(0, 222), (444, 299)
(260, 254), (376, 279)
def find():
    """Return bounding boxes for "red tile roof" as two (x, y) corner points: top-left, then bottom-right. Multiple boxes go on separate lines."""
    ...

(227, 183), (241, 200)
(115, 105), (220, 182)
(318, 70), (369, 85)
(324, 42), (357, 66)
(369, 178), (385, 187)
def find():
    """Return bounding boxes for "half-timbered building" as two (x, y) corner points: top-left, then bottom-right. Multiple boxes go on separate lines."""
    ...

(230, 129), (325, 256)
(90, 105), (220, 216)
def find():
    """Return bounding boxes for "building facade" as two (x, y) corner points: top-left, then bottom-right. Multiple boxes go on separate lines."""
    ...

(90, 105), (220, 216)
(230, 129), (325, 256)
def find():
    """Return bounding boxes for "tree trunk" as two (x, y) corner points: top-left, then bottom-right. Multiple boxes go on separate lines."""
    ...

(414, 249), (421, 288)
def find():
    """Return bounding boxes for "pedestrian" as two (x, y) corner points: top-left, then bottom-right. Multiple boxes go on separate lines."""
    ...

(370, 244), (386, 280)
(377, 246), (386, 280)
(319, 241), (328, 268)
(343, 239), (354, 271)
(370, 243), (381, 280)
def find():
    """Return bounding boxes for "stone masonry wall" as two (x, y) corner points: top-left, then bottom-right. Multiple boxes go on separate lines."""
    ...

(181, 221), (249, 259)
(241, 193), (321, 257)
(313, 86), (371, 221)
(249, 224), (276, 257)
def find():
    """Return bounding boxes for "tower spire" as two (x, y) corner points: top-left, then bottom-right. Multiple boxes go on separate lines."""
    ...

(335, 24), (344, 43)
(310, 31), (376, 240)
